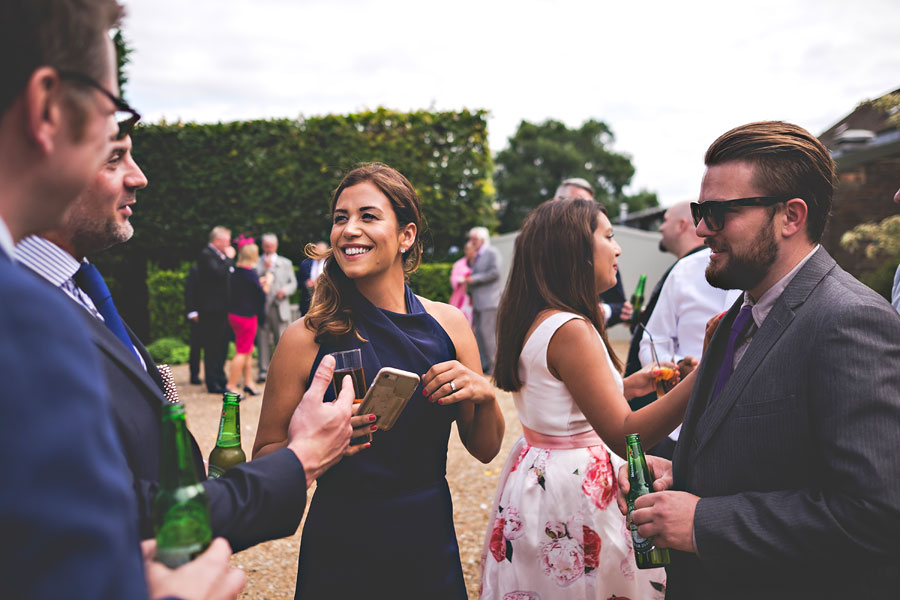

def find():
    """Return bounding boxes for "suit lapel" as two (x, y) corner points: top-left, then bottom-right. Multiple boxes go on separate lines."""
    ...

(78, 309), (165, 402)
(689, 247), (836, 456)
(673, 297), (741, 483)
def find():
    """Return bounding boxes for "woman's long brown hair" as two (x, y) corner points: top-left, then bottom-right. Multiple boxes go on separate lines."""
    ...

(304, 163), (423, 344)
(493, 199), (622, 392)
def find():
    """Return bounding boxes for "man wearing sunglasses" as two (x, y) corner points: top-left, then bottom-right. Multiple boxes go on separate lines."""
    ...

(0, 1), (245, 599)
(618, 121), (900, 598)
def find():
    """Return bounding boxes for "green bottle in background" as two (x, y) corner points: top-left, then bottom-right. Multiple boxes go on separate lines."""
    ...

(208, 392), (246, 478)
(630, 274), (647, 324)
(154, 402), (212, 568)
(625, 432), (670, 569)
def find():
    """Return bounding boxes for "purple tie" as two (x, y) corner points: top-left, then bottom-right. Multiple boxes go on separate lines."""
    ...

(711, 305), (754, 401)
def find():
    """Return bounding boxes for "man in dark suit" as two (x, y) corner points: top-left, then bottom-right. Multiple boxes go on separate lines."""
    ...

(298, 240), (328, 316)
(618, 121), (900, 598)
(0, 1), (240, 597)
(196, 226), (234, 393)
(17, 133), (360, 551)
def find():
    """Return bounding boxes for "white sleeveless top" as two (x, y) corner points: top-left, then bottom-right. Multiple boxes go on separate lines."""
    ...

(513, 311), (623, 437)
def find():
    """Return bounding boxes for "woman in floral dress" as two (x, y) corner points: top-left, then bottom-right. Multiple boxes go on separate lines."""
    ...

(481, 199), (697, 600)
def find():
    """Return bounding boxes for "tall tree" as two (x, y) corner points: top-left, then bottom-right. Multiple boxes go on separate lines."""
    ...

(493, 119), (657, 232)
(113, 30), (132, 101)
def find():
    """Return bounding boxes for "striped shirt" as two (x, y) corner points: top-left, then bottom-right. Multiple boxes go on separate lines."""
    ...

(15, 235), (146, 370)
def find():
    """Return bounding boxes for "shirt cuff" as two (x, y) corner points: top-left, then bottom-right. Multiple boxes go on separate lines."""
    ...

(187, 311), (198, 320)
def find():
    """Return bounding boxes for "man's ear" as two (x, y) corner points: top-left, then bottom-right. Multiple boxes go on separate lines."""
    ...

(24, 67), (65, 155)
(780, 198), (808, 239)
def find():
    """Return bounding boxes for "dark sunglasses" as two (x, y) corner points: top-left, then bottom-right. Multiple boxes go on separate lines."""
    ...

(57, 70), (141, 140)
(690, 196), (791, 232)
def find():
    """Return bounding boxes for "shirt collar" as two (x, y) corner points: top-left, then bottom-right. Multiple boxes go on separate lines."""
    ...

(0, 215), (14, 259)
(209, 243), (226, 260)
(743, 244), (820, 328)
(14, 235), (83, 286)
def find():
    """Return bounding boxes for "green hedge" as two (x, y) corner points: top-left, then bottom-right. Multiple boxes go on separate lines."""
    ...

(147, 337), (190, 365)
(101, 108), (494, 342)
(147, 264), (190, 343)
(409, 263), (452, 304)
(146, 261), (454, 345)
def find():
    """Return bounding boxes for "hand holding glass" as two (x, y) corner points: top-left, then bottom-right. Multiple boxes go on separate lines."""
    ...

(331, 349), (366, 404)
(650, 338), (677, 398)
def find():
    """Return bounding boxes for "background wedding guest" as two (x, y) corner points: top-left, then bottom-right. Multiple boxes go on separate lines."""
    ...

(227, 239), (267, 396)
(466, 226), (503, 374)
(256, 232), (297, 383)
(197, 226), (235, 394)
(298, 240), (328, 316)
(449, 239), (476, 324)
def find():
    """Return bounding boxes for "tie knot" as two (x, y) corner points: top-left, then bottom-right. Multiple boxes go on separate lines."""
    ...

(731, 305), (754, 339)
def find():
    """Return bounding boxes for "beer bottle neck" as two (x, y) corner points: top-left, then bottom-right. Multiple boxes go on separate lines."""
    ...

(215, 400), (242, 448)
(160, 405), (202, 489)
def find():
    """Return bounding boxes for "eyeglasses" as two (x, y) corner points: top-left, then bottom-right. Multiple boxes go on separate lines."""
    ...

(57, 70), (141, 140)
(690, 196), (791, 232)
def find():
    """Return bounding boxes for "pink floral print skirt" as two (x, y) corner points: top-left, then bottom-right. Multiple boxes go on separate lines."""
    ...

(480, 437), (666, 600)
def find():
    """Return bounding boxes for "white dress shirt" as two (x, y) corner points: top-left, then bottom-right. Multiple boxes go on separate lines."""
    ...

(0, 215), (14, 259)
(639, 248), (741, 441)
(639, 248), (742, 367)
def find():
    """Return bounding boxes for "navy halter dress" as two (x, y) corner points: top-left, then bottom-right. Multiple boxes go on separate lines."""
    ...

(295, 284), (468, 599)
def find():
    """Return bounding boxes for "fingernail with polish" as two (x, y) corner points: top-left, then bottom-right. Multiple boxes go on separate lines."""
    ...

(370, 425), (378, 431)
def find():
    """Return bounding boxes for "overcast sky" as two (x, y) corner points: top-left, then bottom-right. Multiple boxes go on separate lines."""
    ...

(122, 0), (899, 205)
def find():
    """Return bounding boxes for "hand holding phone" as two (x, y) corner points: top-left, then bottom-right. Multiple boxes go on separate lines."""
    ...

(356, 367), (420, 432)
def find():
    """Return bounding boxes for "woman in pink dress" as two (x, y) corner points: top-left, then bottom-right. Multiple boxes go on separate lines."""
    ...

(449, 240), (476, 324)
(481, 199), (697, 600)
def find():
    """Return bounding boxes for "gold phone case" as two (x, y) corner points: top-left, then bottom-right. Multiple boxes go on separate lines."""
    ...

(357, 367), (420, 431)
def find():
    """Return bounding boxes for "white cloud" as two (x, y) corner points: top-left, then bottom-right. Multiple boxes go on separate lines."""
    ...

(121, 0), (900, 204)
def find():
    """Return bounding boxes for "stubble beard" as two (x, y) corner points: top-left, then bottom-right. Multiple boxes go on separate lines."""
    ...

(705, 222), (778, 291)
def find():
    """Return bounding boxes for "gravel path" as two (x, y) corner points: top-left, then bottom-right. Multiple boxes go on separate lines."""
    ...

(174, 340), (629, 598)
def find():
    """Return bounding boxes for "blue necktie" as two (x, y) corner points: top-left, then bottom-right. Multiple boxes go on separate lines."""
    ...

(710, 305), (754, 402)
(74, 262), (142, 364)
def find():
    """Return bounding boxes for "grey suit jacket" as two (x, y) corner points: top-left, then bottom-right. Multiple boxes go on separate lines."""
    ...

(468, 245), (502, 310)
(669, 247), (900, 599)
(257, 254), (297, 323)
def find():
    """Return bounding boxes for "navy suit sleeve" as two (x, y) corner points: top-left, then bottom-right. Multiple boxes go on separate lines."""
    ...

(203, 448), (308, 552)
(601, 271), (627, 325)
(0, 264), (147, 600)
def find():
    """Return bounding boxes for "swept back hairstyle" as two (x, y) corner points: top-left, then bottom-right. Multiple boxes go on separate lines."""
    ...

(305, 163), (424, 343)
(705, 121), (835, 243)
(494, 199), (622, 392)
(1, 0), (124, 114)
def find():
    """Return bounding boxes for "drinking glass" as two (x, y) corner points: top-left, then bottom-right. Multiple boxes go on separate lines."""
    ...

(331, 349), (366, 403)
(649, 338), (677, 398)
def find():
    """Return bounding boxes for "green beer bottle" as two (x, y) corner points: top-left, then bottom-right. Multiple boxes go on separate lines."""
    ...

(625, 432), (670, 569)
(630, 274), (647, 325)
(208, 392), (246, 478)
(154, 402), (212, 568)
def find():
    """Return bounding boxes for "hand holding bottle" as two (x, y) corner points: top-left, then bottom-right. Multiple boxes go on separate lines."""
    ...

(143, 538), (246, 600)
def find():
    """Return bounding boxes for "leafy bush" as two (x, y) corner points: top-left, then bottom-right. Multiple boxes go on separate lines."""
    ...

(147, 337), (190, 365)
(859, 260), (900, 303)
(147, 264), (189, 343)
(409, 263), (452, 304)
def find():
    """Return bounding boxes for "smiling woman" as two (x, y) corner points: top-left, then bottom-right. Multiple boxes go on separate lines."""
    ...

(252, 163), (505, 599)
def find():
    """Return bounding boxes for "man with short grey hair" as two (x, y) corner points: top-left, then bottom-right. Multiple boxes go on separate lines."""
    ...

(256, 232), (297, 383)
(465, 226), (502, 374)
